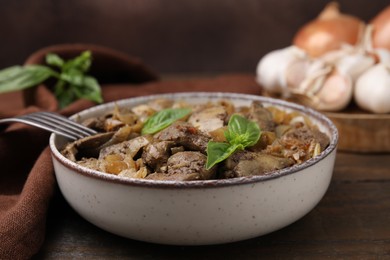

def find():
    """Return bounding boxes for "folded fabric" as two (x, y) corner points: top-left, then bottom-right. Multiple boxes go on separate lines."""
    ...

(0, 44), (259, 259)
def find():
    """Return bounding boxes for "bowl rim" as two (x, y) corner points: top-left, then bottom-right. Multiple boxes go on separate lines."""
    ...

(50, 92), (338, 189)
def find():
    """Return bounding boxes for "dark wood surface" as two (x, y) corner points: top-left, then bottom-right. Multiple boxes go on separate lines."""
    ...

(1, 0), (388, 75)
(33, 151), (390, 259)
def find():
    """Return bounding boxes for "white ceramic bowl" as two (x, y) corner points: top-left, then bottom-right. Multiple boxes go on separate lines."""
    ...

(49, 92), (338, 245)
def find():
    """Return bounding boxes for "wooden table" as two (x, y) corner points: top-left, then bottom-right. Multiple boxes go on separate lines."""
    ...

(33, 151), (390, 259)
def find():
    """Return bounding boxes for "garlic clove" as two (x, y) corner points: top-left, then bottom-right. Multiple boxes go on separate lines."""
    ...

(319, 43), (356, 63)
(374, 48), (390, 67)
(283, 56), (353, 111)
(312, 70), (353, 111)
(256, 46), (307, 95)
(335, 51), (375, 82)
(295, 68), (353, 112)
(319, 42), (375, 83)
(287, 59), (330, 94)
(284, 59), (312, 89)
(355, 63), (390, 114)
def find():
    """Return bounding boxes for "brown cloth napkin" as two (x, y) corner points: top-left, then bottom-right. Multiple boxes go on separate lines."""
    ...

(0, 44), (260, 259)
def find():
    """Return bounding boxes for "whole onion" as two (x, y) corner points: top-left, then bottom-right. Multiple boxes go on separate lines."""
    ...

(371, 5), (390, 50)
(293, 2), (364, 58)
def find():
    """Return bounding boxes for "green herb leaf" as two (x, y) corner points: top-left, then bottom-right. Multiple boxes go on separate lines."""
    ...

(73, 76), (103, 103)
(206, 114), (261, 169)
(225, 114), (261, 147)
(141, 108), (191, 135)
(54, 75), (103, 108)
(62, 51), (91, 73)
(206, 142), (239, 170)
(53, 51), (102, 108)
(45, 53), (64, 68)
(56, 86), (77, 109)
(0, 65), (57, 94)
(0, 50), (103, 109)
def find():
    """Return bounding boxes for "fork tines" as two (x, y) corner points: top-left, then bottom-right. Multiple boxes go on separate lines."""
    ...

(21, 112), (97, 140)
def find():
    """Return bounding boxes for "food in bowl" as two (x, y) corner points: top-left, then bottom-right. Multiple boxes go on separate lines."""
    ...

(49, 92), (338, 245)
(61, 97), (330, 181)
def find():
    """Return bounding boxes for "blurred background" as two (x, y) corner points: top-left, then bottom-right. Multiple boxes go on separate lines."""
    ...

(0, 0), (388, 75)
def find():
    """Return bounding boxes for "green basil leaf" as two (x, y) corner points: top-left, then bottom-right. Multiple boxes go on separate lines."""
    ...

(49, 51), (103, 108)
(0, 66), (24, 81)
(0, 51), (102, 109)
(142, 108), (191, 135)
(53, 79), (66, 97)
(62, 51), (91, 73)
(206, 114), (261, 169)
(46, 53), (64, 68)
(60, 70), (84, 86)
(56, 87), (77, 109)
(225, 114), (261, 147)
(0, 65), (57, 94)
(206, 142), (239, 170)
(54, 76), (102, 108)
(72, 76), (103, 103)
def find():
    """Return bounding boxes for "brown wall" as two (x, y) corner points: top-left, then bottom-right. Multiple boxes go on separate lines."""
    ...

(0, 0), (388, 74)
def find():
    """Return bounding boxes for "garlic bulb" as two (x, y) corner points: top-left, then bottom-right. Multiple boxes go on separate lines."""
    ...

(256, 5), (390, 114)
(374, 48), (390, 66)
(354, 63), (390, 113)
(292, 64), (353, 111)
(321, 45), (376, 82)
(256, 46), (308, 95)
(256, 45), (358, 111)
(293, 2), (364, 57)
(286, 45), (373, 111)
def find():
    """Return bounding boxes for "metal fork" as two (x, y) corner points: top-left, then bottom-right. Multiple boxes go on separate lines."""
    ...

(0, 111), (97, 140)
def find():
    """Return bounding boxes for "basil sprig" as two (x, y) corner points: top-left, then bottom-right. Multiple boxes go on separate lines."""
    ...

(141, 108), (191, 135)
(0, 51), (102, 108)
(0, 65), (56, 93)
(206, 114), (261, 169)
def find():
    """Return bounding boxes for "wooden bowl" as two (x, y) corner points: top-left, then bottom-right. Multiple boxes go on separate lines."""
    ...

(325, 110), (390, 153)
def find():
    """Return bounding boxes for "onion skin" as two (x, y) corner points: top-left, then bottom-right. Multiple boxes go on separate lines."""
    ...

(293, 2), (363, 58)
(371, 5), (390, 50)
